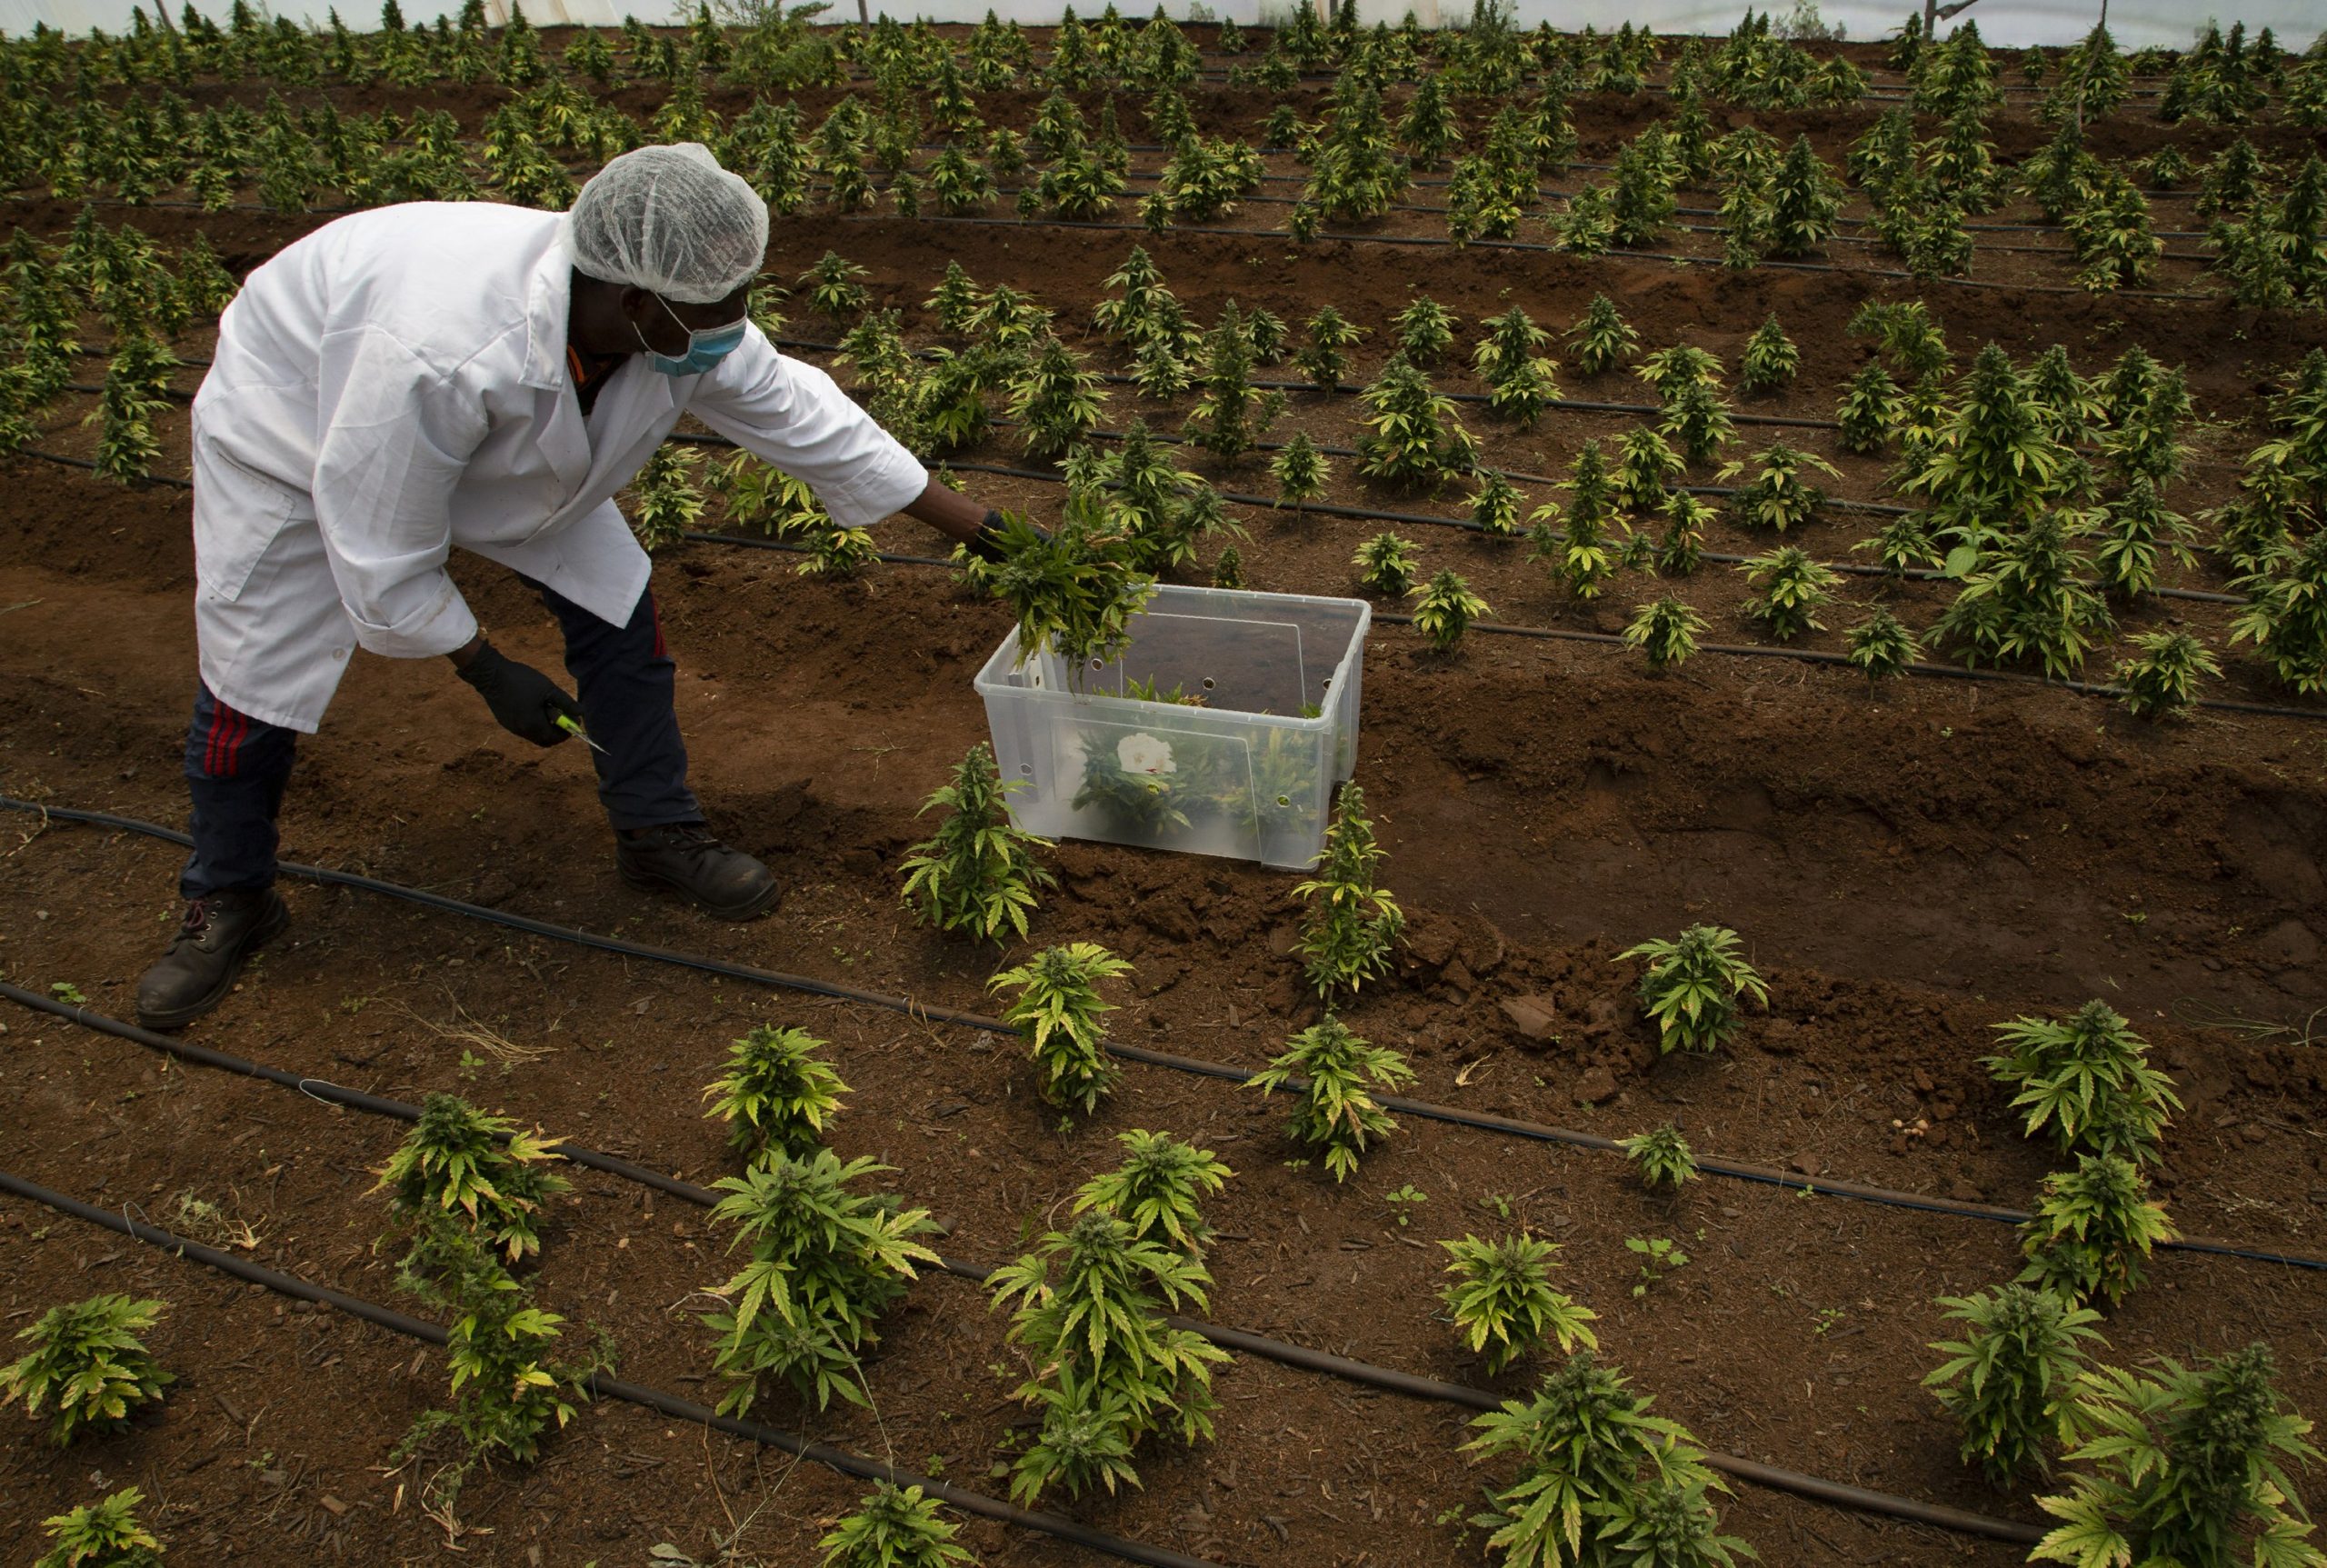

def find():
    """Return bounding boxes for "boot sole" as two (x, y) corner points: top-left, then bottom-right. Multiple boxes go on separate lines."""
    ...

(135, 899), (291, 1031)
(619, 864), (783, 922)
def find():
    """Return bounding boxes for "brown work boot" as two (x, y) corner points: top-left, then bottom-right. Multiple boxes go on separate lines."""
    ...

(135, 889), (291, 1030)
(615, 823), (781, 920)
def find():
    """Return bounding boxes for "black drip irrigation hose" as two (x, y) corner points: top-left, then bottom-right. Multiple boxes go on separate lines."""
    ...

(5, 801), (2322, 1274)
(0, 981), (2052, 1546)
(844, 212), (2218, 303)
(0, 1168), (1226, 1568)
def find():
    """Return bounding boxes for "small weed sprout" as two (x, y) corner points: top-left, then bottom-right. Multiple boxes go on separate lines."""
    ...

(2, 1295), (171, 1446)
(1248, 1016), (1414, 1182)
(2113, 631), (2221, 719)
(1073, 1129), (1233, 1260)
(1623, 597), (1706, 671)
(34, 1487), (165, 1568)
(1410, 569), (1492, 651)
(1923, 1284), (2105, 1483)
(1354, 532), (1421, 596)
(818, 1483), (975, 1568)
(703, 1149), (940, 1415)
(1384, 1183), (1430, 1226)
(1984, 1001), (2181, 1168)
(899, 741), (1056, 944)
(2017, 1154), (2177, 1310)
(1441, 1233), (1599, 1374)
(1619, 925), (1769, 1055)
(1626, 1235), (1692, 1295)
(2030, 1345), (2323, 1568)
(1293, 784), (1404, 999)
(989, 944), (1134, 1115)
(373, 1094), (571, 1264)
(1846, 607), (1923, 680)
(1621, 1124), (1699, 1191)
(702, 1024), (850, 1164)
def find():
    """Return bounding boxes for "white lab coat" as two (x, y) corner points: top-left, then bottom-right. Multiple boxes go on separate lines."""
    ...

(188, 201), (929, 733)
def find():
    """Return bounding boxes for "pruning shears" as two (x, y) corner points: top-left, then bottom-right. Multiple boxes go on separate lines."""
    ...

(554, 711), (607, 753)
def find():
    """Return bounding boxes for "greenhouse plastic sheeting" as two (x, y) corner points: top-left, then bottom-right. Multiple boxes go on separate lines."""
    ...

(3, 0), (2316, 51)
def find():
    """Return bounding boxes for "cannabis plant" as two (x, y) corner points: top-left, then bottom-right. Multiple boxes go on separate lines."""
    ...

(1740, 547), (1837, 641)
(1836, 363), (1904, 454)
(1410, 569), (1493, 651)
(1923, 1284), (2106, 1484)
(373, 1094), (571, 1264)
(1657, 494), (1716, 577)
(629, 443), (704, 551)
(2232, 533), (2327, 694)
(1737, 315), (1800, 394)
(1983, 1001), (2181, 1167)
(1183, 301), (1284, 462)
(1295, 305), (1366, 389)
(1394, 295), (1459, 365)
(1248, 1016), (1414, 1182)
(2017, 1154), (2176, 1310)
(2031, 1345), (2324, 1568)
(1442, 1233), (1599, 1375)
(704, 1148), (940, 1414)
(3, 1295), (171, 1445)
(702, 1024), (849, 1164)
(818, 1483), (973, 1568)
(1344, 534), (1417, 599)
(1620, 1124), (1699, 1192)
(898, 741), (1054, 943)
(1936, 511), (2116, 679)
(34, 1488), (165, 1568)
(990, 943), (1133, 1115)
(1467, 1353), (1744, 1568)
(1471, 469), (1529, 537)
(798, 251), (871, 321)
(2114, 631), (2221, 720)
(1846, 608), (1923, 680)
(1623, 598), (1706, 671)
(984, 496), (1155, 679)
(990, 1212), (1228, 1503)
(1767, 134), (1842, 256)
(1661, 381), (1737, 467)
(1292, 784), (1403, 997)
(1619, 925), (1768, 1056)
(1073, 1129), (1232, 1260)
(1356, 356), (1477, 490)
(1723, 444), (1838, 533)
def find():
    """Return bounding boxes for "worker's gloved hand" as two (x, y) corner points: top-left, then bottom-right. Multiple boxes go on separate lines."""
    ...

(965, 508), (1051, 564)
(456, 641), (583, 748)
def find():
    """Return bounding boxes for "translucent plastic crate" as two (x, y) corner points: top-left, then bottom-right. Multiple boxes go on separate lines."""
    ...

(974, 584), (1371, 869)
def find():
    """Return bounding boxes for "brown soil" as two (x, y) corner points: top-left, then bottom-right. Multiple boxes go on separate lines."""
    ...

(6, 32), (2327, 1568)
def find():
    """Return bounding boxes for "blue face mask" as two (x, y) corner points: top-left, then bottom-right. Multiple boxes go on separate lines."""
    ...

(634, 295), (748, 377)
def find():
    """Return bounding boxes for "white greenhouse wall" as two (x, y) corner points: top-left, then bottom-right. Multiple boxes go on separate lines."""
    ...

(2, 0), (2320, 56)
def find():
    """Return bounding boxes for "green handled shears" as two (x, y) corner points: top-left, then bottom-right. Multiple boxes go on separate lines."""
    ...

(554, 711), (607, 753)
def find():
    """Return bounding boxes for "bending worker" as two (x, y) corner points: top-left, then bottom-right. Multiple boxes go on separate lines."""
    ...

(138, 142), (1008, 1029)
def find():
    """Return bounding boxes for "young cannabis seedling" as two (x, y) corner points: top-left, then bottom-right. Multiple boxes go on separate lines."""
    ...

(1620, 1124), (1699, 1192)
(817, 1483), (974, 1568)
(2113, 631), (2221, 720)
(1623, 597), (1706, 671)
(1073, 1129), (1233, 1262)
(1441, 1233), (1599, 1374)
(1353, 532), (1420, 597)
(1923, 1284), (2105, 1483)
(373, 1094), (571, 1264)
(1466, 1353), (1747, 1568)
(1983, 1001), (2181, 1167)
(899, 741), (1055, 944)
(1293, 785), (1403, 998)
(1723, 444), (1839, 533)
(1248, 1016), (1414, 1183)
(989, 1213), (1228, 1503)
(2, 1295), (171, 1446)
(2030, 1344), (2324, 1568)
(1846, 607), (1923, 680)
(2017, 1154), (2177, 1310)
(1568, 294), (1641, 377)
(1618, 925), (1769, 1055)
(1409, 570), (1491, 652)
(34, 1487), (165, 1568)
(990, 943), (1133, 1115)
(1626, 1235), (1691, 1295)
(1272, 429), (1330, 512)
(1295, 305), (1366, 389)
(702, 1024), (850, 1164)
(1385, 1184), (1429, 1227)
(1393, 295), (1459, 364)
(1737, 315), (1800, 394)
(1740, 547), (1838, 641)
(703, 1148), (940, 1414)
(1836, 362), (1905, 454)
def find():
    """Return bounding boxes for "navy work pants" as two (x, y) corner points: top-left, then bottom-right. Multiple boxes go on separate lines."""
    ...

(180, 581), (699, 897)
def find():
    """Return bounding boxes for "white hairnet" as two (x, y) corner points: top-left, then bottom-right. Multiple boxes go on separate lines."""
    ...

(563, 143), (769, 305)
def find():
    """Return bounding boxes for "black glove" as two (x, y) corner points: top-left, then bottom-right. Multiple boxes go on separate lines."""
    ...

(965, 508), (1050, 564)
(456, 641), (583, 748)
